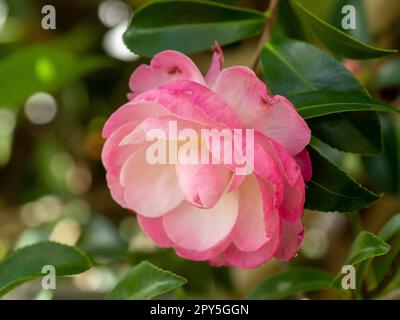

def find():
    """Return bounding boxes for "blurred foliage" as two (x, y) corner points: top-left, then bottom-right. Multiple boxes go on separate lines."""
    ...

(0, 0), (399, 300)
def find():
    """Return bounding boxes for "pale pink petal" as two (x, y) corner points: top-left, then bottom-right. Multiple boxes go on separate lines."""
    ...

(174, 236), (231, 261)
(202, 128), (249, 175)
(251, 136), (285, 207)
(137, 215), (172, 248)
(279, 175), (305, 223)
(294, 149), (312, 182)
(223, 179), (282, 269)
(102, 101), (168, 139)
(251, 96), (311, 156)
(205, 43), (224, 87)
(102, 122), (142, 206)
(231, 175), (270, 252)
(119, 115), (202, 146)
(270, 140), (305, 223)
(120, 147), (184, 217)
(133, 80), (242, 129)
(227, 174), (245, 192)
(212, 66), (270, 125)
(274, 218), (304, 261)
(176, 162), (232, 208)
(163, 192), (239, 252)
(255, 133), (305, 223)
(213, 67), (310, 155)
(128, 50), (205, 98)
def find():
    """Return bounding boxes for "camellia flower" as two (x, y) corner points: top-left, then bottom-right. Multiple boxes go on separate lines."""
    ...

(102, 45), (312, 269)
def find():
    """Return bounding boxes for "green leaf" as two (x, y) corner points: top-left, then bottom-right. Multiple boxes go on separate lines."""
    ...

(372, 214), (400, 285)
(0, 45), (110, 108)
(247, 268), (334, 300)
(275, 0), (307, 40)
(107, 261), (186, 300)
(307, 112), (382, 155)
(305, 146), (379, 212)
(333, 231), (390, 289)
(123, 0), (266, 57)
(261, 36), (364, 96)
(379, 214), (400, 241)
(291, 91), (400, 119)
(329, 0), (372, 44)
(0, 242), (92, 297)
(362, 115), (400, 194)
(345, 231), (390, 266)
(261, 36), (382, 154)
(291, 0), (397, 59)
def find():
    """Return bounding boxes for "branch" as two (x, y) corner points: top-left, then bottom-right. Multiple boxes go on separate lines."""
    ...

(249, 0), (280, 70)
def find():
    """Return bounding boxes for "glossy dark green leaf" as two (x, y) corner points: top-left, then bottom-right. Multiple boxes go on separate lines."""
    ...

(123, 0), (266, 57)
(307, 112), (382, 154)
(305, 146), (379, 212)
(107, 261), (186, 300)
(0, 242), (92, 297)
(362, 115), (400, 194)
(261, 36), (382, 154)
(261, 36), (364, 96)
(291, 91), (399, 119)
(291, 0), (397, 59)
(248, 268), (334, 300)
(0, 45), (110, 108)
(275, 0), (307, 40)
(290, 92), (398, 155)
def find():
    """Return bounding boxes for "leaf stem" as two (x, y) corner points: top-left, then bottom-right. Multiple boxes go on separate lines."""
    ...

(249, 0), (280, 70)
(365, 252), (400, 299)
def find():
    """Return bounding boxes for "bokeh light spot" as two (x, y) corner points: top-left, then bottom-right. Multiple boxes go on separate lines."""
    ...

(98, 0), (131, 28)
(24, 92), (57, 125)
(35, 57), (56, 83)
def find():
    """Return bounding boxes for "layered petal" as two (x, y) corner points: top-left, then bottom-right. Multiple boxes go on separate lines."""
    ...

(128, 50), (205, 98)
(251, 96), (311, 156)
(163, 191), (239, 252)
(120, 147), (185, 217)
(102, 101), (168, 139)
(137, 215), (172, 248)
(102, 122), (142, 206)
(176, 162), (231, 208)
(205, 43), (224, 87)
(224, 179), (281, 269)
(256, 133), (305, 223)
(213, 66), (270, 125)
(174, 237), (231, 262)
(133, 80), (242, 129)
(274, 218), (304, 261)
(231, 175), (269, 252)
(213, 68), (310, 156)
(294, 149), (313, 182)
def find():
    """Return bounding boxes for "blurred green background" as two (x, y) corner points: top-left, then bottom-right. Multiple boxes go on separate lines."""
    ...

(0, 0), (399, 299)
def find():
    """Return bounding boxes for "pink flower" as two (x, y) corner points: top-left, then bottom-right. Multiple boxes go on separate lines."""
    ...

(101, 45), (312, 269)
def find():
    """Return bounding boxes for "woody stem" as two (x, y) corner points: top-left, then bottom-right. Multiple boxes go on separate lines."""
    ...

(249, 0), (280, 70)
